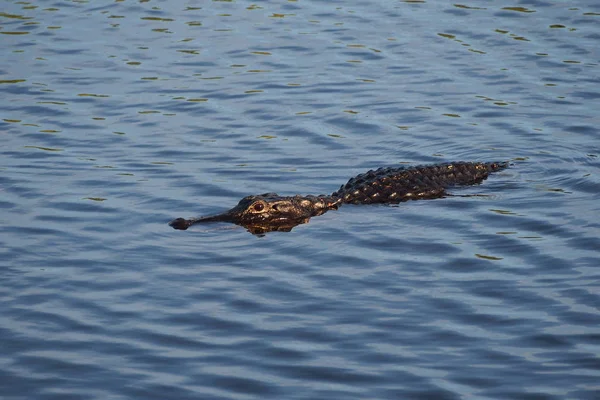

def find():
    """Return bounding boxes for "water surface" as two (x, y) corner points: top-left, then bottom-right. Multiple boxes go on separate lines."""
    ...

(2, 1), (599, 399)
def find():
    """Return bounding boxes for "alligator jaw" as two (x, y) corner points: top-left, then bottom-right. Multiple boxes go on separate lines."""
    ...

(169, 193), (340, 232)
(169, 213), (234, 230)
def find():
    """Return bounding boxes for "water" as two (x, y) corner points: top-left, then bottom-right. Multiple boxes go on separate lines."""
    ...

(2, 1), (599, 399)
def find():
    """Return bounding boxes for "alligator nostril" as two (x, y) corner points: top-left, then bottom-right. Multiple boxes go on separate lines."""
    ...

(169, 218), (190, 230)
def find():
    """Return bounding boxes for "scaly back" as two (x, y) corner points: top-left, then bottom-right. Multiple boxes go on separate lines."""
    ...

(331, 161), (508, 204)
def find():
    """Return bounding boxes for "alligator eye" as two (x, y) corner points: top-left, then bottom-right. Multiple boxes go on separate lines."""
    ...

(252, 202), (265, 212)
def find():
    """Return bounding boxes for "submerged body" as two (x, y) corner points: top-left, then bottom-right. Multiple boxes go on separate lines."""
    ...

(170, 161), (508, 234)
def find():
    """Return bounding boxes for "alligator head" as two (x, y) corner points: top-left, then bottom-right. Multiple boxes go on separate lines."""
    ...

(169, 193), (341, 234)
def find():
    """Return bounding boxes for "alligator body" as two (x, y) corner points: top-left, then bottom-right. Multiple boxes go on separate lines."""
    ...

(170, 161), (508, 234)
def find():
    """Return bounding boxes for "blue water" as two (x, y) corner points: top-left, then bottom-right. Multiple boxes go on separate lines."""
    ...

(2, 1), (599, 399)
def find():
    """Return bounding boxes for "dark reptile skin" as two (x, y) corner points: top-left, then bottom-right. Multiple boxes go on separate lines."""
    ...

(170, 161), (509, 232)
(331, 161), (508, 204)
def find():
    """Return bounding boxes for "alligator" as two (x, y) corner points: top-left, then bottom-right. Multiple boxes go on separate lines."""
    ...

(169, 161), (509, 234)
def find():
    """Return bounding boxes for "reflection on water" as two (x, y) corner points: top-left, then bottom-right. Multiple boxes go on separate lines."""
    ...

(2, 0), (599, 399)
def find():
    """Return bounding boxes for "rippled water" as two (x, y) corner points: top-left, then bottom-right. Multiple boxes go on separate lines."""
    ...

(2, 1), (599, 399)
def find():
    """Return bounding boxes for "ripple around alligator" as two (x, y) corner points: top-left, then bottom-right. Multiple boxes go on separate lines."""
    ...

(2, 0), (600, 399)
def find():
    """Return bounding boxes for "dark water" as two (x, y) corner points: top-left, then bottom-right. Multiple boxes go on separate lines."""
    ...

(2, 1), (599, 399)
